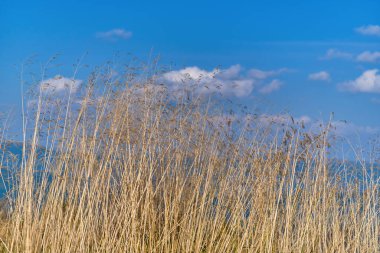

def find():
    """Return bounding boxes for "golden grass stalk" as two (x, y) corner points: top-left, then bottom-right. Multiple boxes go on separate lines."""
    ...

(0, 68), (378, 252)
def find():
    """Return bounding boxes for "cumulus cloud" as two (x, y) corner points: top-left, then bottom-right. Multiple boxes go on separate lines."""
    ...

(339, 69), (380, 93)
(96, 28), (132, 41)
(40, 76), (82, 93)
(357, 51), (380, 63)
(215, 64), (242, 79)
(259, 79), (283, 94)
(320, 46), (380, 64)
(256, 114), (311, 126)
(161, 65), (255, 97)
(308, 71), (330, 81)
(220, 112), (379, 141)
(355, 25), (380, 37)
(252, 114), (378, 137)
(160, 65), (290, 97)
(328, 121), (379, 137)
(321, 49), (353, 60)
(162, 66), (215, 83)
(248, 68), (288, 79)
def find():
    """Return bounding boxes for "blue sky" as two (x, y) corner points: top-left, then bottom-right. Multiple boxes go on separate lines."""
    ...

(1, 0), (380, 142)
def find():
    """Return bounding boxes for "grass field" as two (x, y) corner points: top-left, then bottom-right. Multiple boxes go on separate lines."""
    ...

(0, 71), (379, 252)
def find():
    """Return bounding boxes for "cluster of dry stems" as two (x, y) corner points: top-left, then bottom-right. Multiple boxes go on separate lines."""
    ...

(0, 71), (379, 252)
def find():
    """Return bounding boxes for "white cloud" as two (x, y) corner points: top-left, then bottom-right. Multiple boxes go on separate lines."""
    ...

(248, 68), (288, 79)
(215, 64), (242, 79)
(259, 79), (283, 94)
(160, 65), (291, 97)
(40, 76), (82, 93)
(297, 116), (312, 124)
(339, 69), (380, 93)
(328, 121), (379, 137)
(308, 71), (330, 81)
(96, 28), (132, 41)
(321, 49), (353, 60)
(357, 51), (380, 63)
(162, 66), (214, 83)
(253, 114), (311, 127)
(249, 114), (378, 137)
(161, 65), (255, 97)
(355, 25), (380, 37)
(225, 79), (255, 97)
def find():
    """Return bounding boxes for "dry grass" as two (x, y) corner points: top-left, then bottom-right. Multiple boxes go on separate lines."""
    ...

(0, 67), (379, 252)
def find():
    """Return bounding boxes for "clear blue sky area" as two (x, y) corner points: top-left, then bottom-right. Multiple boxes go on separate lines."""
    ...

(1, 0), (379, 141)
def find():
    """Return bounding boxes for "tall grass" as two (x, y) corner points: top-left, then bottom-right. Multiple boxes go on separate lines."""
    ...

(0, 66), (379, 252)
